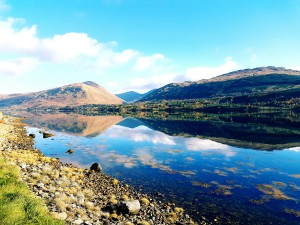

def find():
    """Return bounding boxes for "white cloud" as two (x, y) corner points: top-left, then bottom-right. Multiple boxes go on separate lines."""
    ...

(0, 18), (39, 54)
(130, 73), (177, 90)
(0, 18), (134, 63)
(0, 16), (239, 87)
(114, 49), (139, 63)
(182, 57), (239, 81)
(95, 48), (139, 68)
(104, 125), (176, 145)
(185, 138), (229, 151)
(0, 0), (9, 11)
(292, 66), (300, 71)
(110, 73), (178, 93)
(0, 57), (39, 76)
(287, 147), (300, 152)
(40, 32), (100, 62)
(134, 53), (166, 71)
(185, 138), (236, 157)
(111, 57), (239, 93)
(0, 17), (141, 76)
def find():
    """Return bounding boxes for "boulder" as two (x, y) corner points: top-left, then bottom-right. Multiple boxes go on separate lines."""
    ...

(120, 200), (141, 214)
(42, 132), (54, 138)
(90, 163), (102, 172)
(29, 133), (36, 138)
(66, 149), (74, 154)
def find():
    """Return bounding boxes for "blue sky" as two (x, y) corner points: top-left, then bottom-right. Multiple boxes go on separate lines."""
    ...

(0, 0), (300, 94)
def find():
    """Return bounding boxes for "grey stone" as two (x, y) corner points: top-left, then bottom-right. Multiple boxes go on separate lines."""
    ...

(42, 193), (49, 198)
(20, 163), (27, 169)
(90, 163), (102, 172)
(120, 200), (141, 214)
(72, 219), (83, 224)
(52, 212), (68, 220)
(37, 182), (44, 188)
(78, 197), (85, 205)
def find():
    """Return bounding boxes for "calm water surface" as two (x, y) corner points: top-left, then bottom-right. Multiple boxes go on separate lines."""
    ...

(21, 112), (300, 225)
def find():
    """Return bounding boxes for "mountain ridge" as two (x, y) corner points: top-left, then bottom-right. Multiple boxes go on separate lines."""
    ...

(116, 89), (155, 103)
(139, 66), (300, 102)
(0, 81), (124, 108)
(208, 66), (300, 82)
(116, 91), (145, 103)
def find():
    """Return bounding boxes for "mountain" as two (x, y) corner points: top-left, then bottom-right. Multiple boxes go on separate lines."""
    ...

(116, 90), (155, 102)
(139, 66), (300, 102)
(116, 91), (145, 103)
(0, 94), (8, 100)
(0, 81), (124, 108)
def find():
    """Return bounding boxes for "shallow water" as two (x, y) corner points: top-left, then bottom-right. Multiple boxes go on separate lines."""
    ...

(22, 112), (300, 224)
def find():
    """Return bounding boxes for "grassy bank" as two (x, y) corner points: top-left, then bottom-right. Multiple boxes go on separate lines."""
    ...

(0, 154), (64, 225)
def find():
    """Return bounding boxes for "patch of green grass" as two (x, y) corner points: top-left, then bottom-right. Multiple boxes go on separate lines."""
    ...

(0, 157), (64, 225)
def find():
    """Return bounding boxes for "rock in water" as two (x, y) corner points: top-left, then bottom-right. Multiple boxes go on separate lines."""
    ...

(66, 149), (74, 154)
(29, 133), (36, 138)
(120, 200), (141, 214)
(42, 132), (54, 138)
(90, 163), (102, 172)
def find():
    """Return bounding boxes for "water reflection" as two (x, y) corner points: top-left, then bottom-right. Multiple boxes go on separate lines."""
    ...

(138, 112), (300, 150)
(17, 112), (300, 224)
(16, 111), (124, 136)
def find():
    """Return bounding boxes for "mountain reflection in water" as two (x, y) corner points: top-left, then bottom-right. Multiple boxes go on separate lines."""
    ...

(21, 112), (124, 137)
(15, 111), (300, 224)
(20, 111), (300, 150)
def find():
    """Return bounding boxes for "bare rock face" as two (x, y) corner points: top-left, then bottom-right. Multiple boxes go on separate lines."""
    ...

(90, 163), (102, 172)
(120, 200), (141, 214)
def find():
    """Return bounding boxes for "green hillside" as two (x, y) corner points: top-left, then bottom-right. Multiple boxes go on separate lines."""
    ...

(139, 67), (300, 103)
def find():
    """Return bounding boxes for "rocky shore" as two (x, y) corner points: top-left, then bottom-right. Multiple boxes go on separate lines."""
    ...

(0, 114), (209, 225)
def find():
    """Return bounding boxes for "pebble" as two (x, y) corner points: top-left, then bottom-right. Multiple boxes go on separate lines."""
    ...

(72, 219), (83, 224)
(52, 212), (68, 220)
